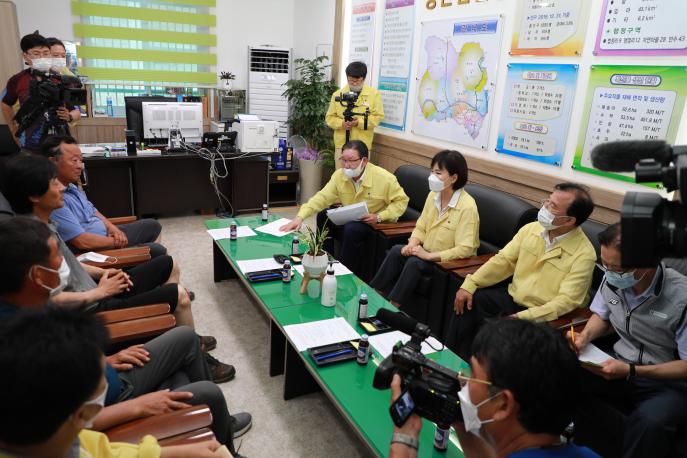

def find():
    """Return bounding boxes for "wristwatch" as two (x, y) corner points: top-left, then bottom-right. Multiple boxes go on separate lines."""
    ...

(627, 363), (636, 380)
(391, 433), (419, 450)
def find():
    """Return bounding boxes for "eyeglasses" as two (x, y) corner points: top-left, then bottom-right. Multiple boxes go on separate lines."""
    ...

(540, 199), (569, 219)
(457, 371), (493, 389)
(339, 157), (362, 166)
(596, 262), (632, 275)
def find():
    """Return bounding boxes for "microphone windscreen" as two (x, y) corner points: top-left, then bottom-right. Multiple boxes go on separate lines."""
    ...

(590, 140), (671, 172)
(376, 308), (418, 335)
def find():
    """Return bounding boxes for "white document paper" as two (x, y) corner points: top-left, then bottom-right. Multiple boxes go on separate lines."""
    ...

(293, 263), (352, 277)
(368, 331), (443, 359)
(80, 146), (107, 157)
(76, 251), (111, 263)
(283, 317), (361, 352)
(326, 202), (369, 225)
(255, 218), (294, 237)
(235, 258), (283, 274)
(207, 226), (256, 240)
(236, 113), (260, 121)
(579, 343), (613, 367)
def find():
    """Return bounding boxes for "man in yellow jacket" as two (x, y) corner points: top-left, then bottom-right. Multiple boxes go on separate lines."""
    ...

(325, 61), (384, 166)
(280, 140), (408, 279)
(446, 183), (597, 360)
(0, 309), (226, 458)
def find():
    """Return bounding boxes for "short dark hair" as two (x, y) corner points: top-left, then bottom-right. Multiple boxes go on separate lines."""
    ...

(0, 154), (57, 214)
(431, 150), (468, 190)
(472, 319), (580, 437)
(341, 139), (369, 159)
(555, 182), (594, 226)
(598, 222), (621, 249)
(40, 134), (78, 159)
(46, 37), (65, 50)
(345, 61), (367, 79)
(0, 217), (53, 294)
(20, 32), (49, 53)
(0, 309), (107, 445)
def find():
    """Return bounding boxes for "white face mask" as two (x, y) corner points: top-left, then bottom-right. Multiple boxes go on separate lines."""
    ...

(32, 258), (70, 297)
(537, 205), (562, 231)
(32, 57), (53, 73)
(51, 57), (67, 71)
(428, 173), (447, 192)
(343, 160), (365, 179)
(83, 382), (108, 429)
(459, 382), (501, 438)
(349, 83), (363, 92)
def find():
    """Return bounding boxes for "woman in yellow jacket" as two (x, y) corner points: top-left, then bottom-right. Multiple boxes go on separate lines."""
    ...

(370, 150), (480, 307)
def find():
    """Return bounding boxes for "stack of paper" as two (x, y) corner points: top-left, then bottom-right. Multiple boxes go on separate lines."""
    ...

(368, 331), (443, 358)
(578, 343), (612, 367)
(283, 317), (360, 351)
(326, 202), (369, 225)
(255, 218), (293, 237)
(207, 226), (256, 240)
(293, 263), (352, 277)
(76, 252), (112, 263)
(235, 258), (283, 274)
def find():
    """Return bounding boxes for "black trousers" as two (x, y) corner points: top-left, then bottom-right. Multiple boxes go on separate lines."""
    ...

(116, 326), (232, 444)
(445, 285), (524, 361)
(317, 209), (376, 281)
(370, 244), (434, 305)
(92, 255), (178, 312)
(573, 366), (687, 458)
(118, 218), (166, 258)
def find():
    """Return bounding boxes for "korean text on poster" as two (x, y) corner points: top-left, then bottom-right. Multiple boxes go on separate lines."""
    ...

(511, 0), (588, 56)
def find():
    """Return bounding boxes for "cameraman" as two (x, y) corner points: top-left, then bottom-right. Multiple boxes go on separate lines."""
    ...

(389, 319), (599, 458)
(326, 61), (384, 166)
(1, 32), (79, 153)
(569, 223), (687, 458)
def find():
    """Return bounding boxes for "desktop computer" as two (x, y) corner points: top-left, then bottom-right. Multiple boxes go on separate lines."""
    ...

(142, 101), (203, 147)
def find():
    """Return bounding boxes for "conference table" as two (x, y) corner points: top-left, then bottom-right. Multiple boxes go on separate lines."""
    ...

(207, 215), (469, 457)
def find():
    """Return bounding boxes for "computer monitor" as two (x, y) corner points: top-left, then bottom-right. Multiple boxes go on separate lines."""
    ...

(142, 102), (204, 145)
(125, 96), (175, 143)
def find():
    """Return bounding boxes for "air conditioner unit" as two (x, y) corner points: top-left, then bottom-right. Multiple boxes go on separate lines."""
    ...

(248, 46), (291, 138)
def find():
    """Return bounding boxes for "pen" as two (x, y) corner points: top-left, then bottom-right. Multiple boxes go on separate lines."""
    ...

(570, 324), (577, 351)
(249, 273), (281, 281)
(314, 349), (354, 361)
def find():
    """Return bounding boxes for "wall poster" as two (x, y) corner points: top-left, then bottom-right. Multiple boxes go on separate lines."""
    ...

(594, 0), (687, 56)
(511, 0), (589, 56)
(573, 65), (687, 183)
(412, 16), (503, 150)
(349, 0), (377, 71)
(496, 63), (578, 166)
(378, 0), (416, 131)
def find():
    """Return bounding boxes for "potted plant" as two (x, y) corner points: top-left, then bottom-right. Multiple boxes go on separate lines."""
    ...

(219, 71), (236, 91)
(282, 56), (338, 198)
(298, 223), (330, 277)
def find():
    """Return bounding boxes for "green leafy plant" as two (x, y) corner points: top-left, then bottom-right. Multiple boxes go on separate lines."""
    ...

(298, 223), (330, 257)
(219, 71), (235, 80)
(282, 56), (338, 171)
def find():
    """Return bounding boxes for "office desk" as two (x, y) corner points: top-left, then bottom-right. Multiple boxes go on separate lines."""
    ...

(84, 153), (269, 217)
(207, 215), (468, 457)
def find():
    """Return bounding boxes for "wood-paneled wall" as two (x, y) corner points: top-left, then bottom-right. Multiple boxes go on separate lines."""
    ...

(372, 133), (623, 224)
(71, 118), (212, 144)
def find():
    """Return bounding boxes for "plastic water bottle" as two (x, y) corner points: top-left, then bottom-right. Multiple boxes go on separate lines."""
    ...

(320, 263), (337, 307)
(106, 96), (114, 117)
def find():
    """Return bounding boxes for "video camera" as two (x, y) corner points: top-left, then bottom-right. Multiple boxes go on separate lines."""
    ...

(591, 140), (687, 267)
(14, 73), (87, 138)
(334, 91), (370, 143)
(373, 309), (462, 426)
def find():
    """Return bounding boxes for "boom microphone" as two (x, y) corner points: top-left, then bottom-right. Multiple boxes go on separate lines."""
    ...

(376, 308), (419, 336)
(590, 140), (673, 172)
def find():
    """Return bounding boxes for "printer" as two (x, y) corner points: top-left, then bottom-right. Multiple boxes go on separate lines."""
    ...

(211, 115), (279, 153)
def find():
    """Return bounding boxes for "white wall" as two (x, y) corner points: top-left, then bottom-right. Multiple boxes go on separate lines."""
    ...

(293, 0), (336, 63)
(341, 0), (687, 196)
(15, 0), (74, 43)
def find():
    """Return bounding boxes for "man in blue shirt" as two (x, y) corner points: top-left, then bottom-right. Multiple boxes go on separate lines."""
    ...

(388, 319), (600, 458)
(40, 134), (166, 258)
(569, 223), (687, 458)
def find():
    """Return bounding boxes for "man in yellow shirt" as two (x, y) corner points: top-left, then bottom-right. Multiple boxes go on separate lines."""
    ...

(0, 309), (226, 458)
(447, 183), (597, 360)
(280, 140), (408, 279)
(325, 62), (384, 165)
